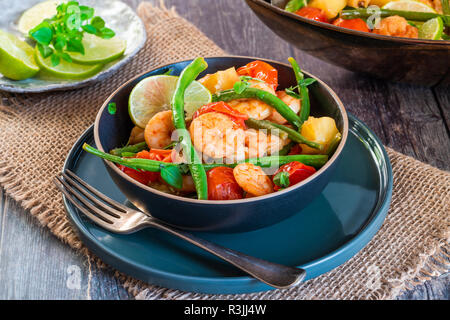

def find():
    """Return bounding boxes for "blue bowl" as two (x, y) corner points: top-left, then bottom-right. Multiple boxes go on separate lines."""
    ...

(94, 56), (349, 233)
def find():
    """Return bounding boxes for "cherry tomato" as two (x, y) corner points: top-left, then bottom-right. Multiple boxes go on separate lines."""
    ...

(118, 149), (172, 185)
(273, 161), (316, 191)
(207, 167), (244, 200)
(192, 101), (248, 129)
(333, 18), (370, 33)
(295, 7), (329, 23)
(237, 60), (278, 90)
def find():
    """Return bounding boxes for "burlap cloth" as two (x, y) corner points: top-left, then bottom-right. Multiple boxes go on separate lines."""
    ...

(0, 2), (448, 300)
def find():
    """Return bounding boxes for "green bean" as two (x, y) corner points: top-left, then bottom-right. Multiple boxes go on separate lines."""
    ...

(110, 141), (148, 156)
(203, 154), (328, 170)
(288, 57), (310, 126)
(341, 9), (450, 26)
(246, 118), (322, 150)
(171, 57), (209, 200)
(213, 88), (303, 129)
(244, 118), (289, 140)
(85, 143), (328, 175)
(325, 133), (342, 157)
(84, 143), (176, 171)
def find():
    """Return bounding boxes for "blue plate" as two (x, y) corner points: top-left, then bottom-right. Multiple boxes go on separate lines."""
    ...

(62, 114), (393, 294)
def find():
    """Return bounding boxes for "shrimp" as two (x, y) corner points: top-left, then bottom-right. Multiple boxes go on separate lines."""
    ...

(244, 129), (290, 158)
(144, 110), (175, 149)
(189, 112), (246, 162)
(233, 163), (274, 196)
(128, 126), (145, 144)
(373, 16), (418, 39)
(227, 80), (275, 120)
(267, 91), (301, 125)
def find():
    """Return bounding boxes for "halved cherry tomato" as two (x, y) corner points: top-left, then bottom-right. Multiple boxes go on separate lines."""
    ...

(333, 18), (369, 32)
(207, 166), (244, 200)
(192, 101), (248, 129)
(295, 7), (329, 23)
(273, 161), (316, 191)
(237, 60), (278, 90)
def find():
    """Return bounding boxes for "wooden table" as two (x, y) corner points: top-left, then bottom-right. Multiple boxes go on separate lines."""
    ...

(0, 0), (448, 300)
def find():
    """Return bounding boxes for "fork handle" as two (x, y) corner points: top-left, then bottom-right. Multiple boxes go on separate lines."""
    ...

(144, 219), (306, 289)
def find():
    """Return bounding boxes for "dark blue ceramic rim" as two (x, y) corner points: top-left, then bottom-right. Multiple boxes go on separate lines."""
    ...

(249, 0), (450, 45)
(62, 114), (393, 294)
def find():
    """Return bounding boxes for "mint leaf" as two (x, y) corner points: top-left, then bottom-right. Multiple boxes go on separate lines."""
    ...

(298, 78), (317, 87)
(233, 81), (250, 94)
(107, 102), (117, 115)
(37, 44), (54, 59)
(160, 166), (183, 189)
(67, 38), (84, 54)
(98, 27), (115, 39)
(91, 16), (105, 30)
(51, 54), (61, 67)
(31, 27), (53, 45)
(82, 24), (97, 34)
(79, 6), (95, 20)
(285, 0), (307, 13)
(61, 52), (72, 63)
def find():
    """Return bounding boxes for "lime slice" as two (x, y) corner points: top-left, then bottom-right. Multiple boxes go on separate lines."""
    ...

(419, 17), (444, 39)
(129, 75), (212, 128)
(17, 0), (59, 34)
(382, 0), (436, 13)
(0, 30), (39, 80)
(35, 47), (103, 79)
(70, 34), (127, 65)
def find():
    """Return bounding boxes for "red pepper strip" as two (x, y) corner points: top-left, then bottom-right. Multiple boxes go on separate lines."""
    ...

(273, 161), (316, 191)
(192, 101), (248, 129)
(237, 60), (278, 90)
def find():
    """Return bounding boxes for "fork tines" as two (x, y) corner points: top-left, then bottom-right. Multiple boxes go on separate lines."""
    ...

(53, 170), (127, 228)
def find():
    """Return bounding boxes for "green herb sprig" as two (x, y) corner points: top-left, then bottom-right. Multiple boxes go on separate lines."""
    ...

(29, 1), (116, 66)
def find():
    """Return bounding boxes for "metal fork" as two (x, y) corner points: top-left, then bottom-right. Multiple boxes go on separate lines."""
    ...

(54, 169), (306, 289)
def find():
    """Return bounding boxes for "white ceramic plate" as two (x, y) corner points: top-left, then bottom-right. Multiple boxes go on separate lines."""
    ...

(0, 0), (146, 93)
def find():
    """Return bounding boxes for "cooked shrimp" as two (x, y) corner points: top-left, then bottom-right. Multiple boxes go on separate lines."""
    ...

(373, 16), (418, 39)
(128, 126), (145, 144)
(245, 129), (290, 158)
(144, 110), (175, 149)
(227, 80), (275, 120)
(267, 91), (301, 125)
(189, 112), (246, 162)
(233, 163), (274, 196)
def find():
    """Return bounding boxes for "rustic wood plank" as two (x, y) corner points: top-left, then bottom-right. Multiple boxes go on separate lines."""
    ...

(0, 190), (132, 300)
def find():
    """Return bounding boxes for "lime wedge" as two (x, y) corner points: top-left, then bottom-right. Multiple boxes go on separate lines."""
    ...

(382, 0), (436, 13)
(0, 30), (39, 80)
(129, 75), (212, 128)
(419, 17), (444, 39)
(17, 0), (59, 34)
(35, 47), (103, 79)
(70, 33), (126, 65)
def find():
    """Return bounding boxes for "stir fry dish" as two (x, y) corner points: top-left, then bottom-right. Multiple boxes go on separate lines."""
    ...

(283, 0), (450, 40)
(0, 1), (126, 81)
(83, 57), (342, 201)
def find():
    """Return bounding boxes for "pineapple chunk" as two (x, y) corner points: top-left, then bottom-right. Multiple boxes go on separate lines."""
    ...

(308, 0), (347, 19)
(300, 116), (340, 154)
(198, 67), (240, 94)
